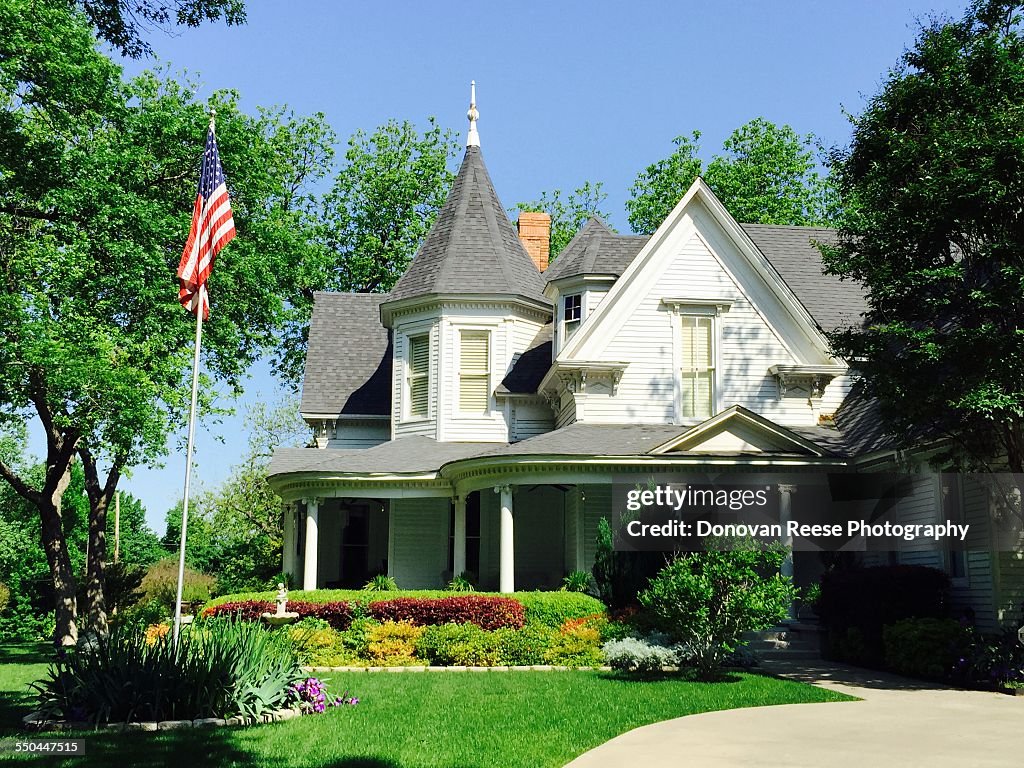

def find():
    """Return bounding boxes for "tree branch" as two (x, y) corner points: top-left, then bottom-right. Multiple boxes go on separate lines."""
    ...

(0, 455), (41, 506)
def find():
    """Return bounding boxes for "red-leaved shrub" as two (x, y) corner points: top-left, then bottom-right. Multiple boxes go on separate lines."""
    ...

(203, 599), (353, 630)
(368, 596), (525, 630)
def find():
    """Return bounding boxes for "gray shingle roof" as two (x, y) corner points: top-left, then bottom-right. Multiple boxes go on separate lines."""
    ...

(497, 323), (553, 394)
(268, 437), (494, 477)
(543, 218), (649, 283)
(740, 224), (867, 333)
(833, 379), (896, 456)
(300, 292), (392, 417)
(385, 147), (548, 306)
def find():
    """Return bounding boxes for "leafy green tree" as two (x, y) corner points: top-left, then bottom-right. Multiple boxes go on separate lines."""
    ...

(626, 120), (836, 234)
(107, 491), (164, 568)
(823, 0), (1024, 482)
(74, 0), (247, 58)
(515, 181), (612, 259)
(639, 538), (795, 676)
(0, 2), (332, 642)
(276, 120), (458, 385)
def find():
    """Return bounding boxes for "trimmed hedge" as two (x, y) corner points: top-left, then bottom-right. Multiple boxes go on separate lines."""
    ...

(203, 600), (354, 630)
(204, 590), (606, 629)
(368, 596), (525, 630)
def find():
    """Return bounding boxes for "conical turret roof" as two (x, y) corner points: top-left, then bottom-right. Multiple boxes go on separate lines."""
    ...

(385, 145), (548, 307)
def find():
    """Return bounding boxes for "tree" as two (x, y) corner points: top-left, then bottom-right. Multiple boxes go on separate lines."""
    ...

(823, 1), (1024, 483)
(639, 538), (795, 677)
(275, 119), (458, 385)
(0, 2), (333, 642)
(626, 120), (836, 235)
(73, 0), (247, 58)
(515, 181), (612, 259)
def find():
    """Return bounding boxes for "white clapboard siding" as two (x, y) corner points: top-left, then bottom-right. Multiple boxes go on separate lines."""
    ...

(393, 321), (440, 439)
(581, 485), (612, 572)
(511, 400), (554, 442)
(513, 486), (566, 589)
(388, 497), (449, 589)
(893, 474), (944, 570)
(328, 421), (389, 449)
(564, 489), (581, 571)
(576, 228), (834, 427)
(952, 477), (999, 630)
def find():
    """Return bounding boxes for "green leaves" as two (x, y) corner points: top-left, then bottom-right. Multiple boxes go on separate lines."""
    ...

(825, 1), (1024, 473)
(515, 181), (612, 259)
(626, 121), (836, 235)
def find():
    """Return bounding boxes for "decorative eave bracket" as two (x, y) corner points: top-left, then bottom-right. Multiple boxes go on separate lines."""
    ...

(768, 364), (847, 399)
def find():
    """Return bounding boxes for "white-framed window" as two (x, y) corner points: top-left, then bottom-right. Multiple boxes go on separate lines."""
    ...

(680, 314), (714, 419)
(458, 329), (491, 413)
(563, 294), (582, 340)
(406, 334), (429, 420)
(941, 474), (969, 584)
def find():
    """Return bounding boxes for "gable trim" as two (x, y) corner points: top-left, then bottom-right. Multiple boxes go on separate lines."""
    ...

(648, 405), (830, 457)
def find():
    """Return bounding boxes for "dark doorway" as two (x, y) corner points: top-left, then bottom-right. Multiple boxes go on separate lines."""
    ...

(340, 507), (370, 588)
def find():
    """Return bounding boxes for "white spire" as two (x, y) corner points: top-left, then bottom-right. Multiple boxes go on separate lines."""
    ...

(466, 80), (480, 148)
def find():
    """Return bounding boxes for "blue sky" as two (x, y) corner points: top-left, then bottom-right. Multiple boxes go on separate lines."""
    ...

(92, 0), (969, 531)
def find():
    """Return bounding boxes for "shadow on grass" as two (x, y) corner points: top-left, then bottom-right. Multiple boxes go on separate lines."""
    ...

(597, 670), (745, 684)
(5, 727), (285, 768)
(0, 688), (36, 736)
(0, 642), (54, 665)
(323, 760), (401, 768)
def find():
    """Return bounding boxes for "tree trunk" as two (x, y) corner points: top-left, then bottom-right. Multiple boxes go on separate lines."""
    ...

(38, 494), (78, 646)
(83, 496), (109, 637)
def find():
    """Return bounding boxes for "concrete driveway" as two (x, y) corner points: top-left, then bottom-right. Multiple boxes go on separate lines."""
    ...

(566, 661), (1023, 767)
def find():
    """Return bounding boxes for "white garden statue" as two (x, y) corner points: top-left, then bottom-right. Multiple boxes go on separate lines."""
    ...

(261, 582), (299, 626)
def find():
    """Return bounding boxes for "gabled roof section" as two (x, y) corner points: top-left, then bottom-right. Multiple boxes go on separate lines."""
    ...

(740, 224), (867, 333)
(543, 217), (649, 283)
(649, 405), (831, 456)
(497, 323), (553, 395)
(385, 146), (548, 307)
(300, 292), (392, 417)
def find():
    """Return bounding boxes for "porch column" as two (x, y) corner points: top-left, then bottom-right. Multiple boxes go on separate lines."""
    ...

(282, 502), (296, 584)
(453, 495), (467, 578)
(496, 484), (514, 592)
(303, 497), (320, 590)
(778, 484), (796, 620)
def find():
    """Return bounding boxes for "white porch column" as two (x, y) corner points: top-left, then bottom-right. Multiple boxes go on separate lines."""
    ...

(496, 484), (514, 592)
(303, 497), (320, 591)
(453, 495), (467, 578)
(282, 502), (296, 584)
(778, 484), (796, 620)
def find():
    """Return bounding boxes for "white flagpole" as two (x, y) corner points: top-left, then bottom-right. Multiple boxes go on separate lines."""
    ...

(172, 293), (204, 647)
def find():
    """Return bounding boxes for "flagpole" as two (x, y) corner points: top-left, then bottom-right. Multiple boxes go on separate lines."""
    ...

(172, 294), (204, 648)
(172, 108), (216, 648)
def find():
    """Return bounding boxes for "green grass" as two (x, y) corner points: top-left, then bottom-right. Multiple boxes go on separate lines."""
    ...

(0, 642), (852, 767)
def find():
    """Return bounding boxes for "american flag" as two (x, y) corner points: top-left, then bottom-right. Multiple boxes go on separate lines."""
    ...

(177, 121), (236, 318)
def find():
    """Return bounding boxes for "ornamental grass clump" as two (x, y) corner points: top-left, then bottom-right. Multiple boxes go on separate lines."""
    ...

(32, 617), (302, 725)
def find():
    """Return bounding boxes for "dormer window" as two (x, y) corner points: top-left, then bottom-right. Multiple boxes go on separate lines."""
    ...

(458, 330), (491, 413)
(563, 294), (582, 339)
(406, 334), (429, 419)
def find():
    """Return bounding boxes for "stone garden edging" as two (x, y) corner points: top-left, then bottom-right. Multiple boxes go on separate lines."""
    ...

(22, 706), (303, 732)
(302, 665), (615, 672)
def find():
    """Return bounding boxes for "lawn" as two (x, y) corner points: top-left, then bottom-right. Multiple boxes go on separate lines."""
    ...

(0, 642), (852, 767)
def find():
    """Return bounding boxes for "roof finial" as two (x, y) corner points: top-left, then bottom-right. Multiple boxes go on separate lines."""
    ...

(466, 80), (480, 148)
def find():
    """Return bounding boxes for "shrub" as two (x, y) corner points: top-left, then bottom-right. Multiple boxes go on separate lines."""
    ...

(817, 565), (950, 666)
(366, 620), (425, 666)
(33, 618), (301, 724)
(415, 623), (501, 666)
(338, 617), (381, 660)
(883, 618), (971, 680)
(561, 571), (592, 593)
(512, 592), (606, 628)
(288, 619), (339, 665)
(140, 557), (217, 612)
(203, 599), (354, 630)
(368, 596), (525, 630)
(493, 623), (556, 666)
(603, 636), (683, 673)
(0, 582), (9, 615)
(446, 572), (476, 592)
(954, 626), (1024, 687)
(544, 623), (603, 667)
(363, 575), (398, 592)
(639, 538), (795, 676)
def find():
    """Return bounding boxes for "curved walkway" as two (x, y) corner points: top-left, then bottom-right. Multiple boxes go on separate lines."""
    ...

(566, 660), (1023, 767)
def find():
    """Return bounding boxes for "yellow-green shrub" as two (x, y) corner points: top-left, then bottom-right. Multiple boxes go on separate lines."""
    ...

(366, 620), (424, 665)
(543, 623), (604, 667)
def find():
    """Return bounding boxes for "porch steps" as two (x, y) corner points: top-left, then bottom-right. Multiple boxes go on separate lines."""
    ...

(746, 621), (824, 661)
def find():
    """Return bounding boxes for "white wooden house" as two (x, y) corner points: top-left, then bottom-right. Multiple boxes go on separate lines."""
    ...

(268, 90), (1022, 631)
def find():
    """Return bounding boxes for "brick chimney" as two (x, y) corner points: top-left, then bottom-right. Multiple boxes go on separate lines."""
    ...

(517, 211), (551, 272)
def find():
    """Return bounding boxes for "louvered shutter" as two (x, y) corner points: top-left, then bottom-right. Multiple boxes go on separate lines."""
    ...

(459, 331), (490, 412)
(408, 335), (429, 418)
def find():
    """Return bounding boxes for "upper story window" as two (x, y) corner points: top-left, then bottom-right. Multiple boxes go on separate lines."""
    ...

(563, 294), (582, 340)
(680, 315), (714, 419)
(458, 330), (491, 413)
(406, 334), (429, 419)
